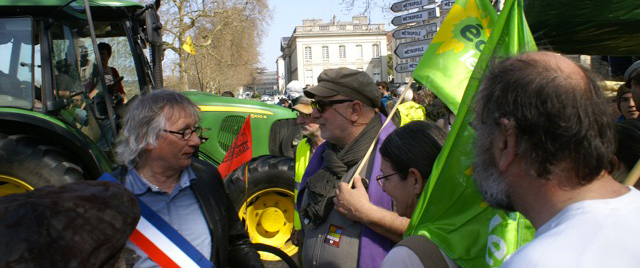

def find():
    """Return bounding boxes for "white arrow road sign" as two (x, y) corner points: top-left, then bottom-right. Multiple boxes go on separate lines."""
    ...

(391, 0), (438, 13)
(395, 62), (420, 73)
(391, 7), (440, 26)
(394, 39), (432, 59)
(441, 0), (455, 9)
(392, 22), (439, 39)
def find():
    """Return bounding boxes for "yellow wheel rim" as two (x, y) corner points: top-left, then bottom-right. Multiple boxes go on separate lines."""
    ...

(0, 174), (34, 197)
(238, 187), (298, 261)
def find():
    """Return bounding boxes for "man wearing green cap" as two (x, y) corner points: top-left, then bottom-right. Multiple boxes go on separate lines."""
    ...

(296, 67), (407, 268)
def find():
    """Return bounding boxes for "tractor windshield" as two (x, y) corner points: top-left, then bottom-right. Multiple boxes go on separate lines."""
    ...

(0, 17), (36, 109)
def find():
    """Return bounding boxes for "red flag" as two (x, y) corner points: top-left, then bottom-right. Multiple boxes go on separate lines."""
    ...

(218, 116), (252, 179)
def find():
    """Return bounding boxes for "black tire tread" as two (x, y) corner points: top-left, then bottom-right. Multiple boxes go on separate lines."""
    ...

(0, 134), (83, 188)
(224, 155), (295, 211)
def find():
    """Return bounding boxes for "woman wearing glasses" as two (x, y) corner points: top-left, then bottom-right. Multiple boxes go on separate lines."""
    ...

(376, 121), (459, 268)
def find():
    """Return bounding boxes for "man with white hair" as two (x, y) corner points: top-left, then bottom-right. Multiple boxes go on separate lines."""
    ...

(107, 90), (263, 268)
(394, 85), (426, 126)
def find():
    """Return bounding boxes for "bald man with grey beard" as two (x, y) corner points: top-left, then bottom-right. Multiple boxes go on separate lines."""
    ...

(471, 52), (640, 268)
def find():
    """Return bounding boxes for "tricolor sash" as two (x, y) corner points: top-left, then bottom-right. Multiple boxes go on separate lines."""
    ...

(99, 173), (215, 268)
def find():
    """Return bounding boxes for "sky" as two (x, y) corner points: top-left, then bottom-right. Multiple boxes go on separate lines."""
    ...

(259, 0), (395, 71)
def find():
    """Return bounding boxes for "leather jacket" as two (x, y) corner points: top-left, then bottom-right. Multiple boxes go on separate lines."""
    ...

(113, 158), (263, 268)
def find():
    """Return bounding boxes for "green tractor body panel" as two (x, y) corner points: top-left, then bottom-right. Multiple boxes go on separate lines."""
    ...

(182, 91), (298, 166)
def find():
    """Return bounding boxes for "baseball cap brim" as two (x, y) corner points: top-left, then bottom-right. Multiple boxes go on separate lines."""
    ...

(293, 103), (313, 114)
(304, 84), (339, 99)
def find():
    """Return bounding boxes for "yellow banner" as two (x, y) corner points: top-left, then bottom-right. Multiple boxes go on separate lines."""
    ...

(182, 35), (196, 55)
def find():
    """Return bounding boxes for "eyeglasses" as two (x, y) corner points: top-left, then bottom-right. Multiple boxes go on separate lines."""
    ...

(376, 172), (398, 187)
(311, 99), (354, 114)
(163, 126), (204, 141)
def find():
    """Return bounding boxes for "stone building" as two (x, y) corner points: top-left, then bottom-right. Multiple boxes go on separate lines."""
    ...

(280, 15), (389, 87)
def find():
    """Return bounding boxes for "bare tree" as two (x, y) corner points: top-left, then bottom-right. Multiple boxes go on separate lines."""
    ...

(160, 0), (271, 91)
(340, 0), (393, 18)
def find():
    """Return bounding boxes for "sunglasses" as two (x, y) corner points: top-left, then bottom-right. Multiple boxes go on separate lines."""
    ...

(311, 99), (354, 114)
(295, 111), (312, 118)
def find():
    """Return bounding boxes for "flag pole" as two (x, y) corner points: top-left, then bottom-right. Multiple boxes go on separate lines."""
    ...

(244, 164), (249, 231)
(623, 158), (640, 186)
(192, 53), (204, 91)
(348, 77), (415, 187)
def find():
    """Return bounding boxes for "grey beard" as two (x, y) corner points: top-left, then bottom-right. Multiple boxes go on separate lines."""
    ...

(473, 128), (516, 212)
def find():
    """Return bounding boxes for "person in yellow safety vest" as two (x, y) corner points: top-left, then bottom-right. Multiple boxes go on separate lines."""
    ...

(395, 85), (426, 126)
(290, 96), (324, 247)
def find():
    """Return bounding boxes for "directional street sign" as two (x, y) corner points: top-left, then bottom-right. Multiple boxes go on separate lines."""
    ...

(394, 39), (432, 59)
(395, 62), (420, 73)
(391, 0), (438, 13)
(441, 0), (454, 9)
(392, 22), (439, 39)
(391, 7), (440, 26)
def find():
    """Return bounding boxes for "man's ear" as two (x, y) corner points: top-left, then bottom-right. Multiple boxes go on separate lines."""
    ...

(497, 118), (517, 171)
(408, 167), (424, 196)
(350, 100), (363, 121)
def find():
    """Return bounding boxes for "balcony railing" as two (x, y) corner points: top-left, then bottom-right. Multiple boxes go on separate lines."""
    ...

(296, 23), (385, 33)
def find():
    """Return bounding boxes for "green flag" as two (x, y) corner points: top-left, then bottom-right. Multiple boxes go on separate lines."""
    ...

(412, 0), (497, 114)
(406, 0), (538, 268)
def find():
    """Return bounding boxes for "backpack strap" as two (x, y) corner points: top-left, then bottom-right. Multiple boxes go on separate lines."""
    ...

(396, 235), (450, 268)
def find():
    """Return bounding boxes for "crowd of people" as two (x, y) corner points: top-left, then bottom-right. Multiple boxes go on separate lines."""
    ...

(2, 51), (640, 268)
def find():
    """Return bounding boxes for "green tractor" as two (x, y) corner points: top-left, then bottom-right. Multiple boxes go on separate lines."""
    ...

(0, 0), (162, 194)
(0, 0), (300, 263)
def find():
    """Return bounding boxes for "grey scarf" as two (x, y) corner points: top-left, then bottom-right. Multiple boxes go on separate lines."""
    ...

(301, 114), (382, 228)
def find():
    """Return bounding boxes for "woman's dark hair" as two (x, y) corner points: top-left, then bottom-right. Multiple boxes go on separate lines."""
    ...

(616, 119), (640, 171)
(379, 121), (447, 181)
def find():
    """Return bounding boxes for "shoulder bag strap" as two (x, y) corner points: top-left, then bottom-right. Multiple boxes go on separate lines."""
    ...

(397, 235), (450, 268)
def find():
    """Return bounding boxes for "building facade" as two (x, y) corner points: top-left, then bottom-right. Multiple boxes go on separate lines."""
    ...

(280, 15), (389, 87)
(255, 70), (278, 95)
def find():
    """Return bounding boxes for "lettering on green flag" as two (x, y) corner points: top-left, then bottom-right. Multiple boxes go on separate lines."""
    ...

(406, 0), (537, 268)
(412, 0), (497, 114)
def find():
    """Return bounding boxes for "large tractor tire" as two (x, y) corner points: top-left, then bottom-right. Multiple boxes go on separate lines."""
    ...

(224, 155), (297, 266)
(0, 134), (83, 197)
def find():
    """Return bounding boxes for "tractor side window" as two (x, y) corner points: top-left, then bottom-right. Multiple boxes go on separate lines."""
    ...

(50, 24), (83, 100)
(0, 17), (34, 109)
(50, 22), (102, 143)
(98, 36), (142, 102)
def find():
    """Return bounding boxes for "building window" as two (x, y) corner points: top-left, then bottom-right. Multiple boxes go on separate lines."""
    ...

(338, 25), (346, 30)
(354, 25), (363, 30)
(305, 70), (313, 84)
(304, 47), (312, 60)
(320, 26), (329, 31)
(322, 46), (329, 60)
(372, 44), (380, 58)
(339, 45), (346, 59)
(356, 45), (363, 59)
(373, 67), (381, 82)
